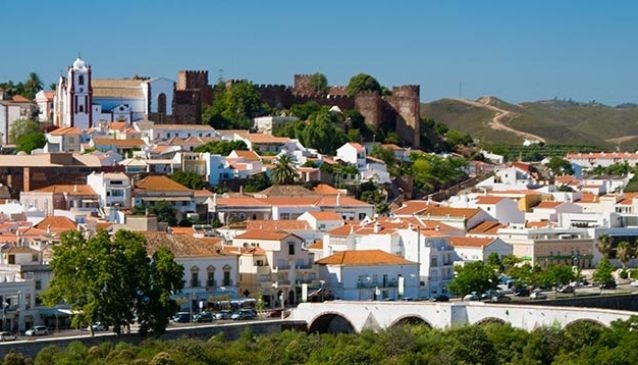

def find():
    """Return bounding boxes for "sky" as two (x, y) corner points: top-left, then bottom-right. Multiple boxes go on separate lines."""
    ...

(2, 1), (638, 105)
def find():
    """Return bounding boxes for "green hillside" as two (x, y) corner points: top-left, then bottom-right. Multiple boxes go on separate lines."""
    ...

(421, 98), (638, 150)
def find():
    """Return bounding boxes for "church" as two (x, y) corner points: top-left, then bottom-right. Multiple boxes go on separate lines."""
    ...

(53, 57), (175, 130)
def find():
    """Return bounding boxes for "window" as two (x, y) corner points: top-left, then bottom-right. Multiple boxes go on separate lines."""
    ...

(207, 271), (215, 287)
(111, 180), (123, 185)
(190, 272), (199, 287)
(223, 271), (231, 286)
(288, 242), (295, 255)
(110, 190), (124, 197)
(431, 256), (438, 267)
(358, 213), (366, 220)
(79, 105), (84, 112)
(78, 75), (84, 85)
(35, 280), (42, 290)
(32, 254), (38, 262)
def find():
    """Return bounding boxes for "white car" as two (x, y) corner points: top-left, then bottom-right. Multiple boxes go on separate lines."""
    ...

(630, 280), (638, 287)
(25, 325), (48, 336)
(90, 322), (108, 331)
(0, 331), (16, 341)
(529, 290), (547, 300)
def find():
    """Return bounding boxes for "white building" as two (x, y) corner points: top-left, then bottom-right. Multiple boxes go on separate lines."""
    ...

(86, 172), (132, 210)
(0, 92), (37, 145)
(35, 90), (55, 123)
(449, 236), (512, 263)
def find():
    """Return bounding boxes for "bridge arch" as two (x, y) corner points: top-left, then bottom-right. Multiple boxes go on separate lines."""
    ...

(474, 317), (507, 326)
(390, 315), (433, 328)
(308, 311), (356, 334)
(564, 318), (608, 329)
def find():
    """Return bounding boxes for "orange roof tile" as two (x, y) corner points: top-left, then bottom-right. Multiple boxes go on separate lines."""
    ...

(234, 230), (293, 241)
(313, 184), (341, 195)
(348, 142), (365, 152)
(93, 138), (145, 148)
(215, 195), (268, 207)
(475, 196), (506, 205)
(467, 221), (505, 235)
(246, 220), (310, 231)
(30, 184), (97, 195)
(392, 200), (440, 215)
(229, 150), (261, 161)
(142, 232), (224, 257)
(308, 211), (343, 221)
(34, 216), (77, 232)
(135, 176), (191, 192)
(49, 127), (81, 136)
(308, 240), (323, 250)
(535, 201), (562, 209)
(240, 134), (291, 144)
(526, 221), (554, 228)
(449, 236), (495, 248)
(316, 250), (415, 266)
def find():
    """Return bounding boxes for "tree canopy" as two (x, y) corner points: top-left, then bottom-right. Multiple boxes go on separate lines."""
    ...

(270, 154), (297, 185)
(10, 118), (46, 153)
(43, 230), (184, 337)
(448, 261), (499, 296)
(193, 140), (248, 155)
(132, 201), (179, 226)
(203, 81), (265, 129)
(169, 171), (204, 190)
(308, 72), (328, 94)
(0, 72), (43, 99)
(346, 73), (382, 96)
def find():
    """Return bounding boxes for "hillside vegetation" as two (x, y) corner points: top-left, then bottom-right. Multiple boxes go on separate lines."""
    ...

(421, 97), (638, 150)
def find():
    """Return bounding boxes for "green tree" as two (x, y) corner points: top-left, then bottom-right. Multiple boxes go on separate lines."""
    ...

(43, 230), (183, 337)
(359, 181), (389, 215)
(597, 234), (613, 258)
(193, 140), (248, 155)
(289, 101), (322, 121)
(243, 173), (271, 192)
(448, 261), (499, 296)
(346, 73), (382, 96)
(592, 256), (614, 286)
(203, 80), (264, 129)
(16, 131), (46, 153)
(271, 154), (297, 185)
(308, 72), (328, 94)
(486, 252), (504, 273)
(616, 240), (631, 269)
(302, 108), (347, 154)
(170, 171), (203, 190)
(445, 129), (473, 147)
(9, 118), (41, 143)
(132, 201), (178, 226)
(541, 264), (576, 289)
(547, 157), (574, 176)
(23, 72), (44, 100)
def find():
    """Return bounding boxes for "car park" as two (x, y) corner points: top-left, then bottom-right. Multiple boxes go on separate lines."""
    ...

(192, 311), (214, 323)
(25, 325), (48, 336)
(90, 322), (108, 331)
(0, 331), (16, 341)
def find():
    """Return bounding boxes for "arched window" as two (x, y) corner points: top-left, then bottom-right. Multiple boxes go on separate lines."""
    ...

(78, 75), (84, 86)
(207, 265), (215, 287)
(223, 265), (232, 286)
(157, 93), (167, 114)
(190, 266), (200, 287)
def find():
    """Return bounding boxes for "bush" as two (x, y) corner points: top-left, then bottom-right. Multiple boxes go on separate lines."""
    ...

(620, 269), (629, 279)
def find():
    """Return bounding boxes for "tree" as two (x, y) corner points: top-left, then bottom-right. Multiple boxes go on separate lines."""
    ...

(541, 264), (576, 289)
(592, 256), (614, 286)
(359, 181), (389, 215)
(43, 230), (184, 337)
(193, 140), (248, 155)
(302, 108), (347, 154)
(597, 234), (612, 258)
(486, 252), (504, 273)
(16, 131), (46, 153)
(308, 73), (328, 94)
(132, 201), (178, 226)
(9, 118), (40, 143)
(448, 261), (499, 296)
(243, 172), (271, 193)
(203, 80), (265, 129)
(547, 157), (574, 176)
(23, 72), (43, 100)
(170, 171), (203, 190)
(271, 154), (297, 185)
(346, 73), (382, 96)
(289, 101), (322, 121)
(616, 241), (632, 269)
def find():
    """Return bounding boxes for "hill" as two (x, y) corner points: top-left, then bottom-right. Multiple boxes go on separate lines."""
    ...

(421, 97), (638, 150)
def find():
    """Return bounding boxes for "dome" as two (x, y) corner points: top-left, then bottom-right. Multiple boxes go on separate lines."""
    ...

(72, 57), (87, 70)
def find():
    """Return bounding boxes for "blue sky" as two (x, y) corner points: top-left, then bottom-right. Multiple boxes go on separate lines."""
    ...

(2, 1), (637, 105)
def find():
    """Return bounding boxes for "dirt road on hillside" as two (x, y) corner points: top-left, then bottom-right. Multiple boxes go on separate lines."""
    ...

(451, 97), (546, 143)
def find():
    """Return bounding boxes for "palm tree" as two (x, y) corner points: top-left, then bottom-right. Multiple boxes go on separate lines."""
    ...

(616, 241), (632, 269)
(23, 72), (43, 99)
(597, 234), (612, 258)
(271, 154), (297, 185)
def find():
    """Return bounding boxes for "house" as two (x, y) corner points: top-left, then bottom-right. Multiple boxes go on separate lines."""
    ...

(44, 127), (85, 153)
(234, 132), (298, 154)
(90, 137), (146, 155)
(473, 195), (524, 224)
(316, 250), (419, 301)
(86, 172), (132, 210)
(565, 152), (638, 171)
(525, 200), (583, 223)
(336, 142), (366, 169)
(20, 184), (99, 216)
(231, 230), (313, 306)
(139, 123), (218, 143)
(0, 93), (37, 145)
(449, 236), (512, 263)
(297, 211), (344, 232)
(142, 232), (238, 311)
(35, 90), (55, 123)
(253, 115), (299, 134)
(133, 175), (196, 218)
(0, 246), (39, 332)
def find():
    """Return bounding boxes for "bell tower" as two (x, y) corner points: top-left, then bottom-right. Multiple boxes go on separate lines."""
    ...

(66, 57), (92, 129)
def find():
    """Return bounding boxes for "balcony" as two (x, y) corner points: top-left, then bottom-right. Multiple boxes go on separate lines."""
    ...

(190, 279), (201, 288)
(272, 265), (291, 272)
(220, 280), (233, 287)
(206, 280), (217, 287)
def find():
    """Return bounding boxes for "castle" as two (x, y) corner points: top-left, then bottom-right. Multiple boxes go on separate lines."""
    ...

(173, 72), (421, 148)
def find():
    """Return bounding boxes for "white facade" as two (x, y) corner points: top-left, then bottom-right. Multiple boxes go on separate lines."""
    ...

(0, 96), (37, 145)
(336, 142), (366, 168)
(35, 90), (54, 122)
(450, 237), (513, 262)
(86, 172), (132, 210)
(253, 116), (299, 134)
(54, 57), (92, 130)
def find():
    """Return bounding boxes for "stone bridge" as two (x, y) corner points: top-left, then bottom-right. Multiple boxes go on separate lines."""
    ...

(290, 301), (636, 333)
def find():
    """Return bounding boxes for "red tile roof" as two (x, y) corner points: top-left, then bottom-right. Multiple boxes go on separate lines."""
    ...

(234, 230), (293, 241)
(246, 220), (310, 231)
(316, 249), (415, 266)
(467, 221), (505, 235)
(135, 176), (191, 192)
(475, 196), (506, 205)
(449, 236), (495, 248)
(34, 216), (77, 233)
(31, 184), (97, 196)
(535, 201), (562, 209)
(307, 211), (343, 221)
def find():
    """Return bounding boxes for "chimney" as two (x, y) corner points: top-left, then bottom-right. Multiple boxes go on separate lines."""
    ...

(435, 225), (440, 231)
(336, 193), (341, 206)
(374, 222), (381, 233)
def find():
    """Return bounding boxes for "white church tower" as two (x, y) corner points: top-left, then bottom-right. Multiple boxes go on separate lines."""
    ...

(54, 57), (92, 129)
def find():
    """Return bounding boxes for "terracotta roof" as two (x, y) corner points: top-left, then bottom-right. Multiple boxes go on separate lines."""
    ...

(246, 220), (310, 231)
(467, 221), (505, 235)
(49, 127), (81, 136)
(193, 189), (214, 198)
(142, 232), (223, 257)
(475, 196), (506, 205)
(154, 124), (216, 131)
(535, 201), (562, 209)
(313, 184), (341, 195)
(307, 211), (343, 221)
(316, 249), (415, 266)
(526, 221), (554, 228)
(234, 230), (292, 241)
(34, 216), (77, 232)
(214, 195), (268, 207)
(239, 134), (291, 144)
(308, 240), (323, 250)
(512, 161), (531, 172)
(566, 152), (638, 160)
(135, 176), (191, 192)
(93, 138), (146, 148)
(108, 121), (129, 131)
(228, 150), (261, 161)
(449, 236), (495, 248)
(11, 95), (33, 103)
(254, 185), (318, 198)
(424, 206), (482, 219)
(392, 200), (440, 215)
(30, 184), (97, 196)
(347, 142), (365, 152)
(316, 195), (371, 207)
(3, 246), (38, 254)
(577, 192), (600, 203)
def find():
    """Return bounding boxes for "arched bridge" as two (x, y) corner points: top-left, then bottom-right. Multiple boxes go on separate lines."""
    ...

(290, 301), (636, 333)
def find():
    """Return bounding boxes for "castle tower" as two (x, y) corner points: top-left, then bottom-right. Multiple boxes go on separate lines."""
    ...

(57, 57), (92, 129)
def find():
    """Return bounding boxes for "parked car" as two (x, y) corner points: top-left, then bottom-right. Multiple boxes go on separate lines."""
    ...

(599, 280), (617, 289)
(430, 294), (449, 302)
(631, 280), (638, 288)
(514, 287), (530, 297)
(0, 331), (16, 341)
(172, 312), (191, 323)
(215, 310), (233, 320)
(529, 290), (547, 300)
(487, 294), (512, 303)
(232, 309), (257, 320)
(463, 293), (480, 301)
(90, 322), (108, 331)
(192, 311), (214, 323)
(558, 285), (575, 294)
(25, 325), (48, 336)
